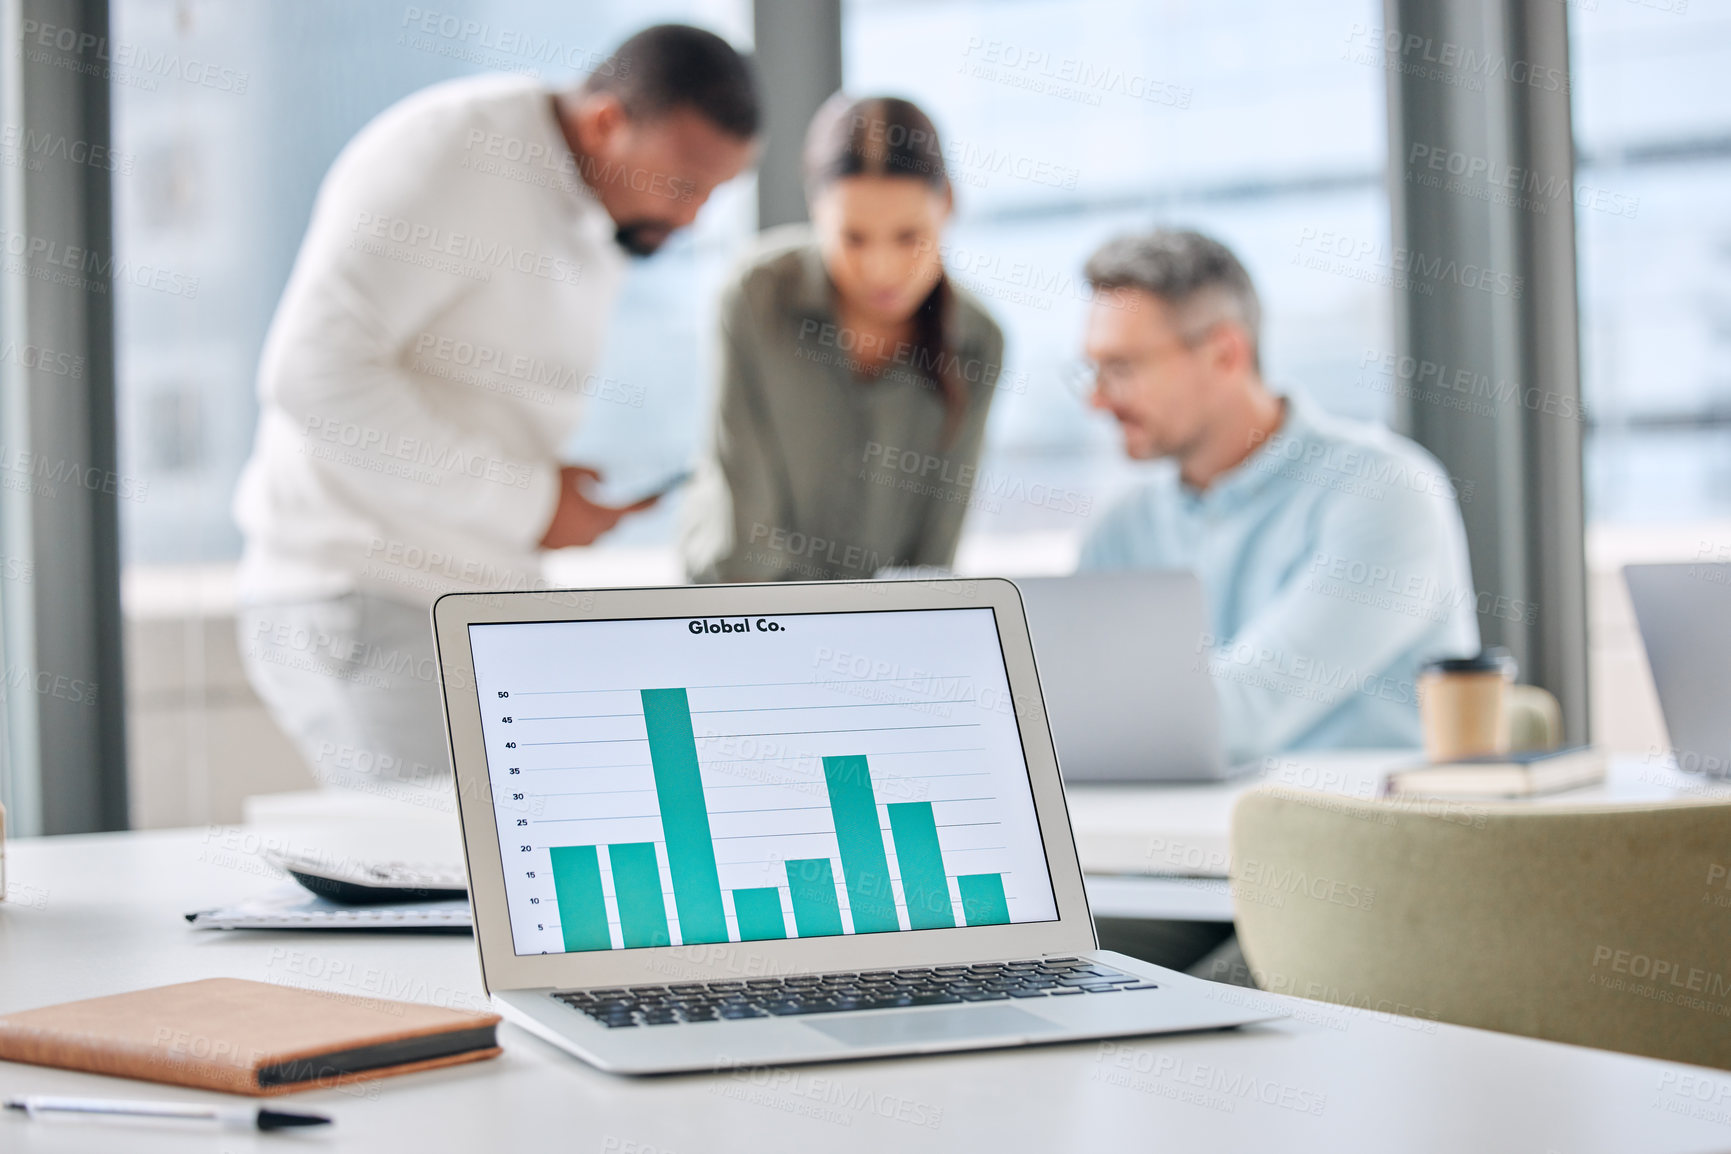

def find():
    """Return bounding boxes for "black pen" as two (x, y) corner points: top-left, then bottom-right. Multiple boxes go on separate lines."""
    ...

(6, 1094), (331, 1130)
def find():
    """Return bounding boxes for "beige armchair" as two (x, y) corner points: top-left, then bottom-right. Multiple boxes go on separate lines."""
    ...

(1230, 787), (1731, 1070)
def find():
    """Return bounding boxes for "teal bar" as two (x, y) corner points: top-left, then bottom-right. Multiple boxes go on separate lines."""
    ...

(784, 858), (844, 938)
(549, 845), (612, 952)
(608, 842), (671, 948)
(641, 688), (728, 945)
(887, 802), (955, 929)
(958, 873), (1011, 927)
(822, 755), (899, 933)
(732, 887), (787, 941)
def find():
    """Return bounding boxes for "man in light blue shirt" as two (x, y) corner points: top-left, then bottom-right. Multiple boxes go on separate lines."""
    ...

(1075, 230), (1479, 763)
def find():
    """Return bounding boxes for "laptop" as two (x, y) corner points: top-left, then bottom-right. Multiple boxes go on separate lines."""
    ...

(1016, 572), (1233, 782)
(1625, 562), (1731, 776)
(432, 578), (1278, 1074)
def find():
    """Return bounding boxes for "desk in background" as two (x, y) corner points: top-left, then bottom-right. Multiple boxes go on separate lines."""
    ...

(1072, 750), (1731, 922)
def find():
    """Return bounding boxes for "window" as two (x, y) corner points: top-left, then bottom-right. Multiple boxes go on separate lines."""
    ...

(1568, 1), (1731, 752)
(108, 0), (752, 826)
(1574, 1), (1731, 525)
(843, 0), (1391, 571)
(112, 0), (752, 566)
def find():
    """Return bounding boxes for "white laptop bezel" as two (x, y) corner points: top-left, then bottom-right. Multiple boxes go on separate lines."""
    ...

(432, 578), (1095, 994)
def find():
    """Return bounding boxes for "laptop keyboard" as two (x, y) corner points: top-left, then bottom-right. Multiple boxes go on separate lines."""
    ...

(554, 958), (1156, 1028)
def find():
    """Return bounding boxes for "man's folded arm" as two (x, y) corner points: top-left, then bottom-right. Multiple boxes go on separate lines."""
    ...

(1209, 487), (1471, 761)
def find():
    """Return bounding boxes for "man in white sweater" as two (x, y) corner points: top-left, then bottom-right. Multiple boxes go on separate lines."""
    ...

(233, 26), (758, 802)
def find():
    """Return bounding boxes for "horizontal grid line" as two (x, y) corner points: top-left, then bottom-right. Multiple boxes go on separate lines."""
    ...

(512, 674), (977, 696)
(514, 699), (976, 723)
(694, 723), (979, 739)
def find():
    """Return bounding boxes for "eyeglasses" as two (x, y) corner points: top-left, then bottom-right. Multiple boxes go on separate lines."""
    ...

(1062, 326), (1220, 403)
(1062, 352), (1174, 404)
(1062, 359), (1137, 403)
(1059, 363), (1100, 404)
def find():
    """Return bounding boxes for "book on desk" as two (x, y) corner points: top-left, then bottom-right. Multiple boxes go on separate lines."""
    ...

(0, 978), (500, 1095)
(1384, 745), (1607, 799)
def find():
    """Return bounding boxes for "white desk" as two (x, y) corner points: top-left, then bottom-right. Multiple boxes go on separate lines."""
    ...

(5, 827), (1731, 1152)
(1071, 750), (1731, 922)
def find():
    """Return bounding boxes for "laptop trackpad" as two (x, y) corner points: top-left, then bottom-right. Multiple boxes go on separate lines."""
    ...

(804, 1005), (1062, 1048)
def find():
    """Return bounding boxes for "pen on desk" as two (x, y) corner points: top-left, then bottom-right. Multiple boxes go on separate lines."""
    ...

(5, 1095), (331, 1130)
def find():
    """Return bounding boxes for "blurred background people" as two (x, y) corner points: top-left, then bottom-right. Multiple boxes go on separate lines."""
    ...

(233, 25), (759, 797)
(1073, 229), (1479, 763)
(681, 95), (1004, 583)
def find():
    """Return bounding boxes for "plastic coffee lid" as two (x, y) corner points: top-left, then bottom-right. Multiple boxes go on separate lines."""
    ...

(1422, 648), (1515, 676)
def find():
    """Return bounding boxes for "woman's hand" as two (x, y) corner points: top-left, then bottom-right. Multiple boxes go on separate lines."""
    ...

(538, 466), (657, 549)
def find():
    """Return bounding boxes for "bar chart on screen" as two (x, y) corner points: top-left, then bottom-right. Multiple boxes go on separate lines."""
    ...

(466, 608), (1059, 956)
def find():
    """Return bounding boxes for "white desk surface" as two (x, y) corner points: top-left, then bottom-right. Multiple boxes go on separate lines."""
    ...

(5, 826), (1731, 1153)
(1069, 750), (1731, 921)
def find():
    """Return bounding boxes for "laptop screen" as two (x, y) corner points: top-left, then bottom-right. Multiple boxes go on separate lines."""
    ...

(467, 606), (1060, 956)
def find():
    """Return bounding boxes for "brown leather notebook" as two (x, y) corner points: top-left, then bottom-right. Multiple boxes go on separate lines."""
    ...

(0, 978), (501, 1096)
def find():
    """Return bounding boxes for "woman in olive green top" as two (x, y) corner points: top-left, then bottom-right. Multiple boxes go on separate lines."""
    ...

(681, 95), (1005, 582)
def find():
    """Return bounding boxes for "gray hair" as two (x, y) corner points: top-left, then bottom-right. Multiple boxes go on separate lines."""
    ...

(1083, 229), (1262, 370)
